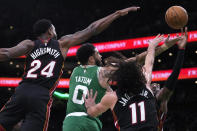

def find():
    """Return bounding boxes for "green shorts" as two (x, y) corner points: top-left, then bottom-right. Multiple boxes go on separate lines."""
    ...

(63, 115), (102, 131)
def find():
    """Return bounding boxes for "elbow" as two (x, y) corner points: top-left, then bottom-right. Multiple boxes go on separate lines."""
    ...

(87, 108), (98, 117)
(87, 112), (96, 117)
(0, 48), (10, 61)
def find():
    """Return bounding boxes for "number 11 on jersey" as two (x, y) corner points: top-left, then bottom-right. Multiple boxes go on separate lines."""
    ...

(129, 101), (145, 124)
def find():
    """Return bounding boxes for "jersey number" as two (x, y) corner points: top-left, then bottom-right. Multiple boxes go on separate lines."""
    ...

(129, 101), (145, 124)
(26, 60), (56, 78)
(72, 85), (88, 105)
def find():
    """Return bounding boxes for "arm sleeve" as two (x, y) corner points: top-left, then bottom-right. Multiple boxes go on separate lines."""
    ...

(164, 49), (185, 90)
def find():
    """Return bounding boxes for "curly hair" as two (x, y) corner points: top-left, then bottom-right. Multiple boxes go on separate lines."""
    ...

(76, 43), (96, 65)
(107, 57), (146, 95)
(33, 19), (52, 37)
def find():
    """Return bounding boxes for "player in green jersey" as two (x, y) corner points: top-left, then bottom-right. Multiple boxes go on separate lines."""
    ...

(63, 44), (106, 131)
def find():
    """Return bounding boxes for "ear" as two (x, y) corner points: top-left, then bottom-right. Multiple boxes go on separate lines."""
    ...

(47, 28), (53, 37)
(88, 56), (95, 64)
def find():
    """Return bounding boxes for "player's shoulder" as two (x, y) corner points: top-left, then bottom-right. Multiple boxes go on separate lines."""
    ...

(102, 91), (118, 109)
(71, 66), (82, 73)
(145, 84), (155, 97)
(19, 39), (34, 48)
(105, 92), (118, 101)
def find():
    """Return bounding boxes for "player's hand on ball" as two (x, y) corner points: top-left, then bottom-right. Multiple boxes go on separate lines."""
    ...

(83, 89), (97, 110)
(164, 34), (182, 45)
(177, 27), (188, 49)
(116, 6), (140, 16)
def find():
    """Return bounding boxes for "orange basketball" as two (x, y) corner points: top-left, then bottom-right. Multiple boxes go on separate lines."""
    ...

(165, 6), (188, 29)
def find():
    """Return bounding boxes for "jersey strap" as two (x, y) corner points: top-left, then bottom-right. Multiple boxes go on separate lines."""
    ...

(66, 112), (88, 118)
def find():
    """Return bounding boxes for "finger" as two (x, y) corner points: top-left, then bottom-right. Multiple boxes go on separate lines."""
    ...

(181, 28), (184, 36)
(185, 27), (188, 38)
(128, 6), (140, 12)
(93, 91), (98, 100)
(90, 89), (93, 98)
(185, 26), (188, 32)
(155, 34), (160, 39)
(165, 34), (170, 42)
(159, 34), (164, 40)
(167, 34), (170, 39)
(87, 89), (90, 98)
(160, 34), (164, 38)
(83, 94), (86, 101)
(83, 94), (88, 106)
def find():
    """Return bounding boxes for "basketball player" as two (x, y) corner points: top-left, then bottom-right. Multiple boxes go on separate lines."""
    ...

(0, 6), (141, 131)
(83, 28), (187, 131)
(155, 28), (187, 131)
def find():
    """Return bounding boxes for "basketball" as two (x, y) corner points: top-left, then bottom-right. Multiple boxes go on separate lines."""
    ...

(165, 6), (188, 29)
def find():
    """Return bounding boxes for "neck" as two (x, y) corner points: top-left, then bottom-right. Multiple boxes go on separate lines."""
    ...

(38, 35), (51, 43)
(87, 61), (96, 65)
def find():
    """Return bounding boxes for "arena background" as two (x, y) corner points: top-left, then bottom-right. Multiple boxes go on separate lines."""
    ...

(0, 0), (197, 130)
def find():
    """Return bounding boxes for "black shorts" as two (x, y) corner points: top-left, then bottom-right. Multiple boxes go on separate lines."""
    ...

(0, 83), (53, 131)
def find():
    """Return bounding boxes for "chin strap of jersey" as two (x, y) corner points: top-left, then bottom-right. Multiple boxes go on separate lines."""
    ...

(111, 109), (120, 131)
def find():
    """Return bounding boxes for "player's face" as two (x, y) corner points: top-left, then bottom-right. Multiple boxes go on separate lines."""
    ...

(151, 83), (160, 95)
(93, 49), (103, 66)
(49, 25), (57, 39)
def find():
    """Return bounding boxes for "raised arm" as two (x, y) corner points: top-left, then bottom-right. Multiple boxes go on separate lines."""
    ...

(156, 27), (188, 102)
(143, 34), (164, 85)
(58, 7), (140, 49)
(125, 35), (181, 64)
(0, 40), (34, 61)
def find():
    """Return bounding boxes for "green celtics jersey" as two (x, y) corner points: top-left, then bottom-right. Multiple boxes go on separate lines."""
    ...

(66, 65), (106, 115)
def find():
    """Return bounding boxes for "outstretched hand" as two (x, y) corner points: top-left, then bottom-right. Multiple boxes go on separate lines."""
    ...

(164, 34), (182, 46)
(149, 34), (164, 48)
(116, 6), (140, 16)
(83, 89), (98, 110)
(177, 27), (188, 49)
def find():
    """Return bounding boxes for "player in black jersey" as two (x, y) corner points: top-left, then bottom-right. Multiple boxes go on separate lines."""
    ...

(153, 28), (187, 131)
(83, 28), (188, 131)
(0, 6), (141, 131)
